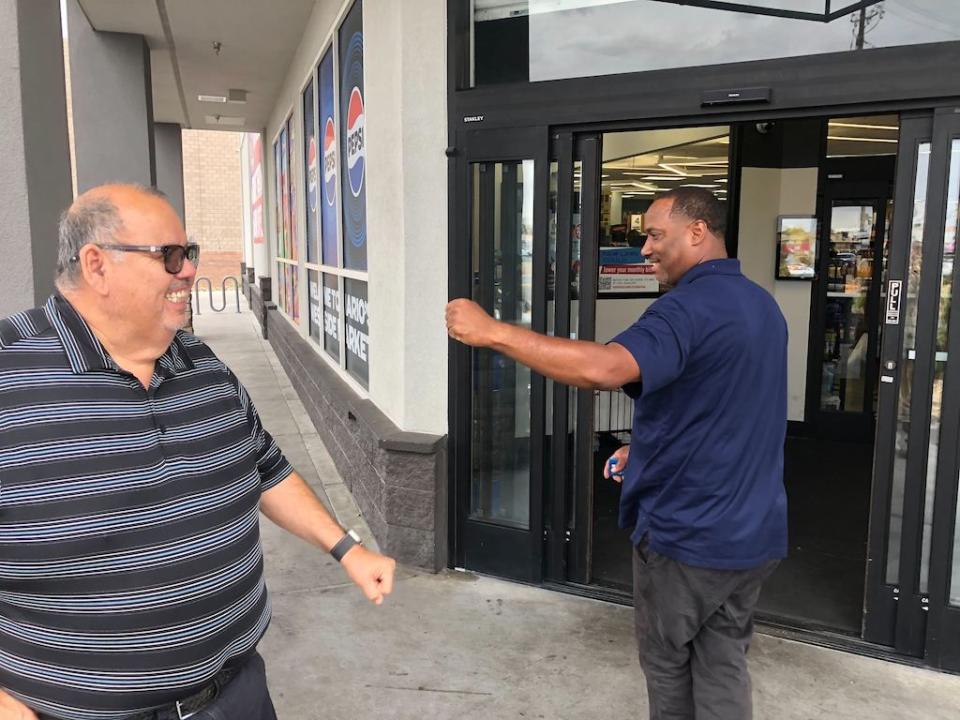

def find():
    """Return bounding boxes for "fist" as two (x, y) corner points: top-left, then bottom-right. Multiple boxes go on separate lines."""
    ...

(341, 546), (397, 606)
(446, 299), (499, 348)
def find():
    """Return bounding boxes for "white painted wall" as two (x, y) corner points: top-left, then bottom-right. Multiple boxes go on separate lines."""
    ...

(738, 167), (818, 421)
(262, 0), (448, 434)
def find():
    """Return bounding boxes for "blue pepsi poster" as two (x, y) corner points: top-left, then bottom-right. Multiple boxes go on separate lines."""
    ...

(303, 79), (318, 264)
(318, 48), (339, 267)
(339, 0), (366, 271)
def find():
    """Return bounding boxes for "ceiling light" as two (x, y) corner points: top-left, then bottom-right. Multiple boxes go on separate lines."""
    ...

(198, 94), (227, 103)
(829, 121), (899, 131)
(827, 135), (898, 144)
(658, 163), (688, 177)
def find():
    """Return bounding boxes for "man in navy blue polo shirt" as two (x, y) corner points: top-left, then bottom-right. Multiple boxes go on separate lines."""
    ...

(447, 187), (787, 719)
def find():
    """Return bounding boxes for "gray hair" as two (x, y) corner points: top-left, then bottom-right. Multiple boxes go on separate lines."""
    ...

(55, 184), (169, 288)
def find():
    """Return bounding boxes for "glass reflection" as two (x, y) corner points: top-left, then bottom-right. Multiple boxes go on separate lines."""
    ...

(470, 160), (536, 528)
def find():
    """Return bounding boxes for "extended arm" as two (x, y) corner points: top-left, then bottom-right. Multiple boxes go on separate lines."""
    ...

(446, 298), (640, 390)
(261, 471), (396, 604)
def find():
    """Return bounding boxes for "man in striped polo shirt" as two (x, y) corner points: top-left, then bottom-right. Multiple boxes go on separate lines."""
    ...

(0, 184), (396, 720)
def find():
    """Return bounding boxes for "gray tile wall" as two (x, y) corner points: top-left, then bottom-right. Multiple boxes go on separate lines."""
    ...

(265, 307), (447, 570)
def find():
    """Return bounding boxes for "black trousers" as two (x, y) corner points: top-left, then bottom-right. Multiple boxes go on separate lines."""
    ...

(188, 653), (277, 720)
(633, 541), (778, 720)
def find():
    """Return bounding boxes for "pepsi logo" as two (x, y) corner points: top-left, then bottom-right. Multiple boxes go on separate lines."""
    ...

(323, 117), (337, 207)
(307, 137), (319, 213)
(346, 87), (365, 198)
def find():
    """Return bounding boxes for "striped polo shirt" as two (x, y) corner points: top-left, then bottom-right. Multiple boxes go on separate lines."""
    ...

(0, 294), (293, 720)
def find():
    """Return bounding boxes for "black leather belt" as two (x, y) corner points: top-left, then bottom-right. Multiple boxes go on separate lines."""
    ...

(123, 663), (242, 720)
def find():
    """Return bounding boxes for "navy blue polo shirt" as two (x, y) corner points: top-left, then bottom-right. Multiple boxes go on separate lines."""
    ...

(611, 259), (788, 570)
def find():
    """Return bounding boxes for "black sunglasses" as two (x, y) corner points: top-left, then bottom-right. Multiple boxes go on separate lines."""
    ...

(72, 243), (201, 274)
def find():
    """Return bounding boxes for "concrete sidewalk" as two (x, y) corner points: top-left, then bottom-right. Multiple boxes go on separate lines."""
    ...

(194, 303), (960, 720)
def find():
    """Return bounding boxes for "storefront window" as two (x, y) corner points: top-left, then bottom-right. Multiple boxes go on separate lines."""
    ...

(277, 0), (369, 388)
(471, 1), (960, 85)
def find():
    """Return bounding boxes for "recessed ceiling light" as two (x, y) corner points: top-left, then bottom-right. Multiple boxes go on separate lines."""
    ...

(198, 94), (227, 103)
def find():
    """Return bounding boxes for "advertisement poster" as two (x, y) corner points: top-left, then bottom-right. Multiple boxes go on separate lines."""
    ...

(598, 246), (659, 294)
(286, 116), (298, 262)
(249, 134), (265, 245)
(308, 270), (321, 343)
(274, 138), (283, 256)
(279, 125), (290, 258)
(318, 48), (339, 267)
(322, 273), (341, 362)
(280, 264), (299, 322)
(339, 0), (367, 271)
(344, 278), (369, 387)
(303, 81), (318, 264)
(776, 215), (817, 280)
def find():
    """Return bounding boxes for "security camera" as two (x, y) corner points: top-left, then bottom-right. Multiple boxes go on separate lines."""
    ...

(755, 122), (774, 134)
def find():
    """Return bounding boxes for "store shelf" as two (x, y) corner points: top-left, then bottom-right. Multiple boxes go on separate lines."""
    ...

(827, 291), (865, 298)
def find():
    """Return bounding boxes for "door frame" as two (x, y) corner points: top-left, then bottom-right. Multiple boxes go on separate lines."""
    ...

(448, 104), (960, 670)
(449, 125), (550, 582)
(862, 107), (960, 671)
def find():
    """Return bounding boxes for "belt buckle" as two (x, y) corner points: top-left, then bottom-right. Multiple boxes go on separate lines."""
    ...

(175, 700), (194, 720)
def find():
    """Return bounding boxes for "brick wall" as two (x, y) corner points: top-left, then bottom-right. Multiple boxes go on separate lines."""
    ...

(183, 129), (244, 284)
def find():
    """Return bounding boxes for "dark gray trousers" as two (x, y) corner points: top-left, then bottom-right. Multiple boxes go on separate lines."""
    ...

(190, 653), (277, 720)
(633, 541), (778, 720)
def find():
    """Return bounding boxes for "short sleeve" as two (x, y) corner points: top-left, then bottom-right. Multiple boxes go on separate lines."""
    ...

(609, 294), (694, 399)
(225, 366), (294, 491)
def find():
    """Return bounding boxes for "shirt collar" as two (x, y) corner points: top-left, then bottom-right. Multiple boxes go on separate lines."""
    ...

(677, 258), (742, 287)
(44, 293), (194, 376)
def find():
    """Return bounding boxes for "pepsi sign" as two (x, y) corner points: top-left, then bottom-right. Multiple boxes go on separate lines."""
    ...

(323, 117), (337, 207)
(339, 2), (367, 271)
(346, 87), (365, 199)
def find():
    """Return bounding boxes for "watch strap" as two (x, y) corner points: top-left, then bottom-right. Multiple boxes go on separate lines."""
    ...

(330, 529), (361, 562)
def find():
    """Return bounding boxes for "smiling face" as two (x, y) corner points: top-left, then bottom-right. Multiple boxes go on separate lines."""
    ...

(97, 189), (197, 343)
(640, 198), (698, 286)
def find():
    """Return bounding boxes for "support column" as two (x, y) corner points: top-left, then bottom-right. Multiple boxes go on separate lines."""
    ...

(154, 123), (185, 222)
(0, 0), (73, 316)
(66, 0), (155, 191)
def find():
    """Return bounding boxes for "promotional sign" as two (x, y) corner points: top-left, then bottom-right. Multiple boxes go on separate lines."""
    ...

(318, 48), (339, 267)
(279, 125), (291, 258)
(249, 134), (265, 245)
(274, 138), (283, 256)
(598, 246), (659, 294)
(280, 264), (299, 322)
(344, 278), (369, 387)
(308, 270), (322, 342)
(286, 116), (298, 261)
(322, 273), (341, 362)
(303, 81), (318, 263)
(339, 0), (367, 271)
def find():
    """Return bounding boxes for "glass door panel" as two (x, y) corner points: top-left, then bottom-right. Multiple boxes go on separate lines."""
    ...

(821, 204), (879, 413)
(885, 142), (932, 587)
(452, 126), (549, 583)
(470, 160), (536, 528)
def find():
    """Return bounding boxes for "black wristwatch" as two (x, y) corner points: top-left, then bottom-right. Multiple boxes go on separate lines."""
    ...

(330, 528), (362, 562)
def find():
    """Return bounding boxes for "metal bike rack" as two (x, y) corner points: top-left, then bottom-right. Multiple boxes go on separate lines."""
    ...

(193, 276), (241, 314)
